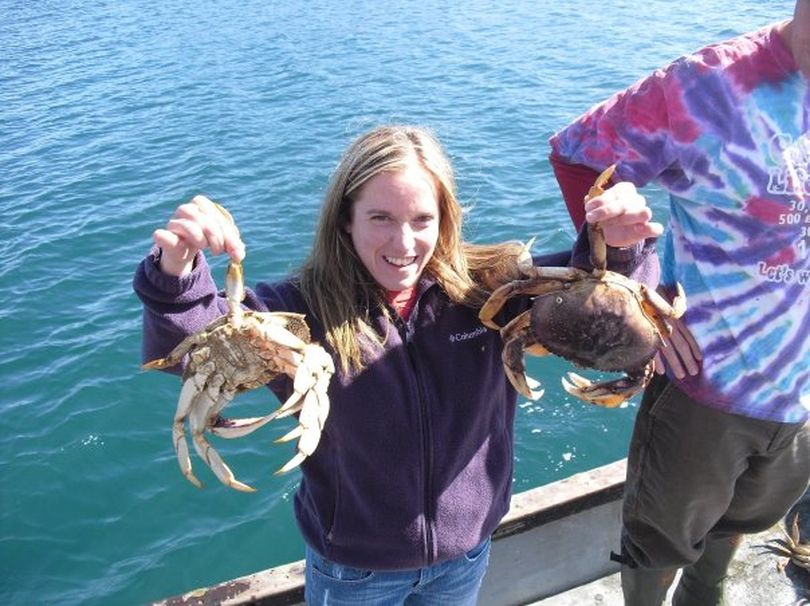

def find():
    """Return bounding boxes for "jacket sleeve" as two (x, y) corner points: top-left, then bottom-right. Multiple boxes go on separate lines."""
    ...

(132, 247), (271, 367)
(532, 230), (660, 290)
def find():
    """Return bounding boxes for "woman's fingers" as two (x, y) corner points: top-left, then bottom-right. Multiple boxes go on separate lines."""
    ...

(153, 226), (196, 276)
(191, 196), (245, 261)
(174, 197), (244, 258)
(153, 195), (245, 276)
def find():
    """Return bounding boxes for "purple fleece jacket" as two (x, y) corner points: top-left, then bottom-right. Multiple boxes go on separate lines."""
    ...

(133, 229), (658, 570)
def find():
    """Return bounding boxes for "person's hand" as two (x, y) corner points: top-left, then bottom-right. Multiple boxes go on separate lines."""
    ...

(152, 195), (246, 277)
(584, 181), (664, 247)
(653, 313), (703, 379)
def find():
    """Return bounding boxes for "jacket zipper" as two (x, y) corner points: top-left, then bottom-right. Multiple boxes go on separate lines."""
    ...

(394, 311), (434, 566)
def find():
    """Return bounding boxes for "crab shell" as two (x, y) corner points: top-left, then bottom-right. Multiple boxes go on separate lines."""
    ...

(529, 274), (663, 373)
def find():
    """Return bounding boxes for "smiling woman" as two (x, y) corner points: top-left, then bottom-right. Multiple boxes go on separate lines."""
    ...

(133, 124), (662, 605)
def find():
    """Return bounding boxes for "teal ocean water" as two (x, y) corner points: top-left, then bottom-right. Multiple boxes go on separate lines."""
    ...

(1, 1), (787, 603)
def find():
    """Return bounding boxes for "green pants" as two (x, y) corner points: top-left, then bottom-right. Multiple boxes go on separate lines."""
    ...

(620, 375), (810, 606)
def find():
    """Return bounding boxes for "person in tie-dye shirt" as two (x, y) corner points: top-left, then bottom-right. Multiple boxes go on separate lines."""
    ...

(550, 2), (810, 604)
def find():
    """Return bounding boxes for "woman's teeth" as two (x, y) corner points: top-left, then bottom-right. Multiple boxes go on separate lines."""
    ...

(384, 256), (416, 267)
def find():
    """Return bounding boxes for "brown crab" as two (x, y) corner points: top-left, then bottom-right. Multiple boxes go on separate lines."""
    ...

(770, 513), (810, 572)
(143, 204), (334, 492)
(479, 165), (686, 407)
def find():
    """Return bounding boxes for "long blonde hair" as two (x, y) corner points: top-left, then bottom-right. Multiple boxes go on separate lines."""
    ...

(299, 125), (524, 373)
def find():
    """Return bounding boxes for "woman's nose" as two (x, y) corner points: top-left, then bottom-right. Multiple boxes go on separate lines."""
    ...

(394, 223), (416, 249)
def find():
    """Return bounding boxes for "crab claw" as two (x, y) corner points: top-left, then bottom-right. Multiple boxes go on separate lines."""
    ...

(503, 342), (545, 400)
(561, 364), (653, 408)
(585, 164), (617, 201)
(510, 371), (544, 401)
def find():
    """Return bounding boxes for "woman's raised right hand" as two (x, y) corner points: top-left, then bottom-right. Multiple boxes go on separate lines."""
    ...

(152, 195), (246, 277)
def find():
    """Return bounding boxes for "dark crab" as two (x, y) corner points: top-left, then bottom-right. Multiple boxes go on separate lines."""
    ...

(479, 165), (686, 407)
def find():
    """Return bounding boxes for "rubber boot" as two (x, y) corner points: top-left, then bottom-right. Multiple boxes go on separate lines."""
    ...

(620, 564), (677, 606)
(671, 534), (741, 606)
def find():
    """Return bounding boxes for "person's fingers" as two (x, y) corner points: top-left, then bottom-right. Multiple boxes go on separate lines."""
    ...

(602, 221), (663, 247)
(165, 216), (212, 251)
(658, 334), (687, 379)
(585, 182), (647, 219)
(679, 318), (703, 361)
(152, 227), (197, 276)
(653, 351), (666, 375)
(153, 228), (186, 253)
(189, 195), (245, 261)
(598, 207), (652, 227)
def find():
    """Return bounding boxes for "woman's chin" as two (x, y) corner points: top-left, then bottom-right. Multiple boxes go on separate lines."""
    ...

(377, 272), (419, 292)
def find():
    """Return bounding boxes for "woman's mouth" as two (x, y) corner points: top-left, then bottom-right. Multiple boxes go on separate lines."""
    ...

(384, 255), (417, 267)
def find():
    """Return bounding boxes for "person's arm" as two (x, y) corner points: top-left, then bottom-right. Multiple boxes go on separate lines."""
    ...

(549, 153), (604, 231)
(133, 195), (261, 368)
(549, 153), (701, 377)
(133, 249), (223, 368)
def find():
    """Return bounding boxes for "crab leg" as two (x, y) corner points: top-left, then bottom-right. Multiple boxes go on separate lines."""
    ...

(650, 283), (686, 319)
(225, 261), (245, 326)
(516, 236), (537, 275)
(583, 164), (617, 274)
(630, 283), (689, 349)
(479, 275), (586, 329)
(209, 410), (285, 439)
(273, 346), (333, 473)
(785, 514), (810, 556)
(562, 361), (654, 408)
(191, 430), (256, 493)
(142, 324), (228, 370)
(499, 312), (545, 400)
(171, 360), (217, 489)
(172, 388), (202, 489)
(185, 373), (257, 492)
(276, 389), (326, 474)
(257, 321), (310, 354)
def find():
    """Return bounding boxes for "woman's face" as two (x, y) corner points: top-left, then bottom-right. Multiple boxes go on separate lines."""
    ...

(346, 161), (440, 292)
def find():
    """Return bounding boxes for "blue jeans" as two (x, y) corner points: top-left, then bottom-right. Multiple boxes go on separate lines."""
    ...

(304, 537), (491, 605)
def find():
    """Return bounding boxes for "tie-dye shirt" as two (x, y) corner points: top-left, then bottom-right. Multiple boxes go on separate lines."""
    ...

(550, 23), (809, 423)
